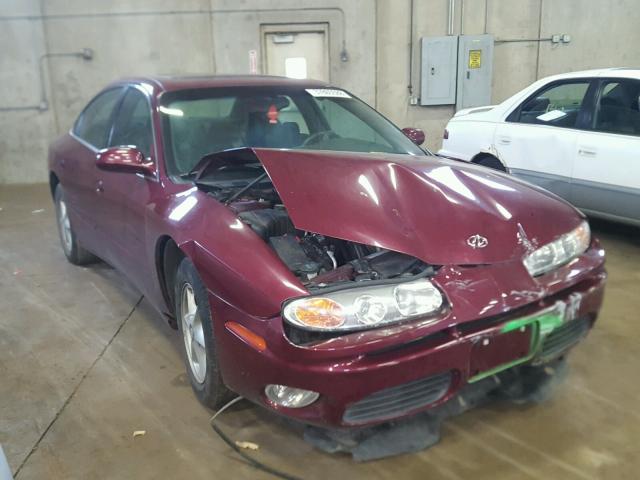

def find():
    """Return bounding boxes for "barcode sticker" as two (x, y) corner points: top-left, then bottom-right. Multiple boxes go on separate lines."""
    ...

(305, 88), (352, 98)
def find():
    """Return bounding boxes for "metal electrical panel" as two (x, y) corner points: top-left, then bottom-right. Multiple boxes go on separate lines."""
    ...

(420, 36), (458, 106)
(456, 34), (494, 110)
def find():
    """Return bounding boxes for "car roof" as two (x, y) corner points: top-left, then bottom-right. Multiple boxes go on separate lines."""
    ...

(540, 67), (640, 82)
(108, 74), (330, 94)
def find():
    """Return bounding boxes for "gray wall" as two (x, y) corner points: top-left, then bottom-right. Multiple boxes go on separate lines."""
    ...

(1, 0), (638, 184)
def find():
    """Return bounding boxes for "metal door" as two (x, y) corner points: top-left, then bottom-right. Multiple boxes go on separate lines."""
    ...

(420, 36), (458, 106)
(456, 35), (493, 110)
(263, 25), (329, 81)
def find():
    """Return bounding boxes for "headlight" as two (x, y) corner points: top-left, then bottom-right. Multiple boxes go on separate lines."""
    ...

(283, 278), (444, 331)
(523, 221), (590, 277)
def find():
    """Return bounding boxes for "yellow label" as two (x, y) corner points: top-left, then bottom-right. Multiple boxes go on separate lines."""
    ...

(469, 49), (482, 69)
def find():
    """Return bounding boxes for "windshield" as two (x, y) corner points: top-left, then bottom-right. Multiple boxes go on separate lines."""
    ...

(159, 86), (425, 176)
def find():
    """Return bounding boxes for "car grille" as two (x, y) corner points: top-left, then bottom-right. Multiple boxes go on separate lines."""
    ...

(540, 317), (590, 359)
(343, 371), (452, 424)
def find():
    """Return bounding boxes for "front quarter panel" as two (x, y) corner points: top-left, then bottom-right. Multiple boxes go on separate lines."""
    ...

(440, 117), (499, 162)
(157, 189), (307, 318)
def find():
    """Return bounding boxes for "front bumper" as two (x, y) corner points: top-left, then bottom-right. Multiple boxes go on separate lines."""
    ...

(212, 250), (606, 428)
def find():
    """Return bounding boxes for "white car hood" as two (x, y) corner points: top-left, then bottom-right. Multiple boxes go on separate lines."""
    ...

(453, 105), (497, 118)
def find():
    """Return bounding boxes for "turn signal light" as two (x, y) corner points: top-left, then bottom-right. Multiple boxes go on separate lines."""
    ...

(225, 322), (267, 352)
(292, 297), (344, 328)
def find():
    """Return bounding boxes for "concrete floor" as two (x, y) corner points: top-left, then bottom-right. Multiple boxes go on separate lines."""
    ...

(1, 184), (639, 480)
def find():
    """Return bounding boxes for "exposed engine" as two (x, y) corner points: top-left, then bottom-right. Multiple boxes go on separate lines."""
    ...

(194, 158), (433, 287)
(233, 204), (432, 287)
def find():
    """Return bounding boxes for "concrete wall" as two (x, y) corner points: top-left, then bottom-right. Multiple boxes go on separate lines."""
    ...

(0, 0), (639, 183)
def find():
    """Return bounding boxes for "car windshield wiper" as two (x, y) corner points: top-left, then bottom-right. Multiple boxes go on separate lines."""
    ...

(224, 172), (269, 205)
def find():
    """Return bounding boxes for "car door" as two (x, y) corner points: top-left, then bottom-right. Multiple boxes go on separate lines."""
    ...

(65, 87), (125, 255)
(494, 79), (595, 200)
(96, 85), (157, 286)
(572, 78), (640, 225)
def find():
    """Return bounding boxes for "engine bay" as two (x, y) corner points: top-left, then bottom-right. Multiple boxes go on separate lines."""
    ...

(194, 158), (434, 289)
(230, 199), (433, 289)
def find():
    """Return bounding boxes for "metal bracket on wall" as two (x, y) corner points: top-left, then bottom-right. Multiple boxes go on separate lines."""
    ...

(0, 48), (93, 113)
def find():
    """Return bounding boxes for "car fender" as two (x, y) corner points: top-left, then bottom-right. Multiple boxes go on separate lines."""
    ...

(472, 144), (509, 171)
(157, 190), (307, 319)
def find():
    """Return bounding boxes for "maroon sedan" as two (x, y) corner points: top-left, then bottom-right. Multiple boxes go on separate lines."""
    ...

(48, 75), (606, 429)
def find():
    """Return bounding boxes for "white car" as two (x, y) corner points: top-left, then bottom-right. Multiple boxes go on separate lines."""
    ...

(439, 68), (640, 227)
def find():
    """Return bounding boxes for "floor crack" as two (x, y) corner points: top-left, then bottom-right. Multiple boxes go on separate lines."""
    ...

(13, 295), (144, 478)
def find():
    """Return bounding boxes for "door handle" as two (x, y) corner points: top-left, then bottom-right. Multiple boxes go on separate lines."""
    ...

(95, 180), (104, 193)
(578, 148), (597, 157)
(498, 136), (511, 145)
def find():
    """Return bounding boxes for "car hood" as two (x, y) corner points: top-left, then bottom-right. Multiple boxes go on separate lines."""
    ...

(452, 105), (497, 118)
(196, 148), (584, 265)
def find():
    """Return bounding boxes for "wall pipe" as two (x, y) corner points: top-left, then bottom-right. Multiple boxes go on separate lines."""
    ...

(495, 38), (552, 43)
(535, 0), (544, 80)
(408, 0), (415, 96)
(0, 49), (92, 113)
(0, 6), (350, 112)
(0, 7), (350, 64)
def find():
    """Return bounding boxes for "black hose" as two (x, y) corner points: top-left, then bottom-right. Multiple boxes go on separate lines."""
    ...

(209, 397), (302, 480)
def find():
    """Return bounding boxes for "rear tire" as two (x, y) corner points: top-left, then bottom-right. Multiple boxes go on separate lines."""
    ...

(474, 154), (507, 172)
(54, 185), (98, 265)
(174, 257), (232, 409)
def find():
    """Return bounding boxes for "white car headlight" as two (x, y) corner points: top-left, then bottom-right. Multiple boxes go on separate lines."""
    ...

(523, 221), (591, 277)
(283, 278), (444, 332)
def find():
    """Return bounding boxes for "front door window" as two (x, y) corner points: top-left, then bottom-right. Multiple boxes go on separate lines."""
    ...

(514, 82), (591, 129)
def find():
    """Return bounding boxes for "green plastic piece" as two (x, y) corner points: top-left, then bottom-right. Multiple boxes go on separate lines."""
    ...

(468, 308), (564, 383)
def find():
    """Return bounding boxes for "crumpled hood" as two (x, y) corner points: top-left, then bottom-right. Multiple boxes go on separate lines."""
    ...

(198, 148), (584, 265)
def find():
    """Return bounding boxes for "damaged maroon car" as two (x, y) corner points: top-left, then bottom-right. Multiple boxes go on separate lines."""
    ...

(48, 76), (606, 434)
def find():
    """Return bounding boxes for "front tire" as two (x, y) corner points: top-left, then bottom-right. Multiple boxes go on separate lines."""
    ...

(54, 185), (97, 265)
(475, 154), (507, 172)
(174, 257), (232, 409)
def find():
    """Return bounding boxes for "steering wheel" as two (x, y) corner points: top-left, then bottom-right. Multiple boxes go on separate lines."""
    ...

(302, 130), (339, 147)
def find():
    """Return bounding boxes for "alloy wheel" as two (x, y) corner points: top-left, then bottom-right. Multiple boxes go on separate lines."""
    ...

(180, 283), (207, 384)
(56, 197), (73, 254)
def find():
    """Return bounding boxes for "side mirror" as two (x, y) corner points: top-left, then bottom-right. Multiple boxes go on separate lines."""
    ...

(96, 146), (154, 176)
(402, 127), (426, 146)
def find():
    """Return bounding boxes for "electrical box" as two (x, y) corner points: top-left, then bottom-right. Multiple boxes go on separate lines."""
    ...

(456, 34), (493, 110)
(420, 36), (458, 105)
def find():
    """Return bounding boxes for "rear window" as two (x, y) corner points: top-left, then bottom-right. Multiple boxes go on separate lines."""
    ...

(74, 88), (124, 148)
(594, 80), (640, 136)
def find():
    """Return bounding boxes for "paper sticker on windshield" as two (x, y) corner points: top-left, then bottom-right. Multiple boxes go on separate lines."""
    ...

(536, 109), (567, 122)
(305, 88), (352, 98)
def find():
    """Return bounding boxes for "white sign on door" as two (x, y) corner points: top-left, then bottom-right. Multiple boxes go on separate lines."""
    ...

(248, 50), (258, 74)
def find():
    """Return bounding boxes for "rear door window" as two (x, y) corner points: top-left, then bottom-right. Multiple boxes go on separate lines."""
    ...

(73, 88), (124, 148)
(593, 79), (640, 136)
(513, 81), (591, 129)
